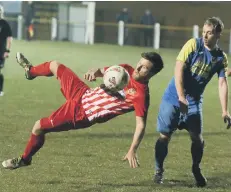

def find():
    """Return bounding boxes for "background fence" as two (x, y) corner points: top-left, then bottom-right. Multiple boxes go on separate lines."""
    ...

(6, 15), (231, 54)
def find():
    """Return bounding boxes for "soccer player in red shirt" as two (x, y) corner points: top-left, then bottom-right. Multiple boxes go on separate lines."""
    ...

(2, 51), (164, 170)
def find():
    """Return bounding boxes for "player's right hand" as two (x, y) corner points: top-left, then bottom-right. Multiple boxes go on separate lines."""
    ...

(123, 150), (140, 168)
(179, 97), (188, 114)
(84, 69), (97, 82)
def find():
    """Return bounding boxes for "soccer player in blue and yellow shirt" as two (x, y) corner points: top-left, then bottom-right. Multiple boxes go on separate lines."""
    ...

(154, 17), (231, 187)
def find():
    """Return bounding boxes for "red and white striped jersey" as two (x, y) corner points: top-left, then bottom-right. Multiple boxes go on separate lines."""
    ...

(81, 87), (134, 123)
(81, 64), (150, 123)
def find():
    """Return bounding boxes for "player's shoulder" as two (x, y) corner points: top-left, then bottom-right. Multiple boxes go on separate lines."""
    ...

(119, 64), (134, 75)
(184, 38), (197, 47)
(220, 49), (228, 59)
(214, 46), (227, 58)
(221, 50), (228, 65)
(0, 19), (9, 28)
(186, 38), (197, 44)
(186, 37), (206, 48)
(0, 19), (8, 24)
(119, 63), (134, 70)
(181, 38), (198, 52)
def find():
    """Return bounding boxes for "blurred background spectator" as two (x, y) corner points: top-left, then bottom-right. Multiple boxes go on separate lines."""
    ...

(24, 1), (34, 41)
(1, 1), (231, 52)
(140, 9), (155, 47)
(116, 8), (132, 45)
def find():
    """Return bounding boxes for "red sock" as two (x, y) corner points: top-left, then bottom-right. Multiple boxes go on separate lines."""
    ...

(30, 62), (53, 77)
(22, 133), (45, 161)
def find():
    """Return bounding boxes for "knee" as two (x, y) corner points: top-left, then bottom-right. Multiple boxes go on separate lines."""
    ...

(49, 60), (61, 77)
(190, 133), (203, 144)
(50, 60), (60, 69)
(32, 120), (44, 135)
(159, 133), (171, 143)
(155, 133), (170, 149)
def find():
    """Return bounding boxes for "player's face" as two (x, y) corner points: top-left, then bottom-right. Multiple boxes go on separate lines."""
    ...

(202, 24), (220, 49)
(132, 58), (153, 82)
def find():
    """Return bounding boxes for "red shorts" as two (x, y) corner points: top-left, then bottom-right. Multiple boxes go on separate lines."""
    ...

(40, 64), (91, 131)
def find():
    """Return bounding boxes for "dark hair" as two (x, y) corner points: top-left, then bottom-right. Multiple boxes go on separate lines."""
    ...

(204, 17), (224, 33)
(141, 52), (164, 74)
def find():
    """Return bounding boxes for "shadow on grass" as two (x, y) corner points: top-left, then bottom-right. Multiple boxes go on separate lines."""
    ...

(205, 172), (231, 189)
(49, 131), (228, 140)
(99, 179), (194, 188)
(172, 172), (231, 189)
(29, 179), (64, 185)
(99, 176), (231, 190)
(28, 172), (231, 190)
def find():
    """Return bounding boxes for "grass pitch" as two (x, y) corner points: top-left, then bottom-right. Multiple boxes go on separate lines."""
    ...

(0, 40), (231, 192)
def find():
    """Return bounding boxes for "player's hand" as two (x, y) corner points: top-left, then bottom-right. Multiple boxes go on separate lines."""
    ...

(123, 150), (140, 168)
(179, 96), (188, 114)
(84, 69), (97, 82)
(3, 52), (9, 58)
(222, 112), (231, 129)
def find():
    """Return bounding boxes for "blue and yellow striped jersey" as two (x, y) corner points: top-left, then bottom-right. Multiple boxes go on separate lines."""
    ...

(163, 37), (228, 107)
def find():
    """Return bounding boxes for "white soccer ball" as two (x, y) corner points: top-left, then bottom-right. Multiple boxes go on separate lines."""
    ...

(103, 65), (130, 92)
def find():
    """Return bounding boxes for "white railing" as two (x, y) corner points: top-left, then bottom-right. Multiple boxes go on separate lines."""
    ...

(118, 21), (124, 46)
(15, 15), (231, 54)
(51, 17), (57, 41)
(116, 21), (200, 50)
(193, 25), (199, 39)
(154, 23), (160, 50)
(17, 15), (23, 40)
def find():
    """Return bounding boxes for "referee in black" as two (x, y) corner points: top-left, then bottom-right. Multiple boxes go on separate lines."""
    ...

(0, 5), (12, 96)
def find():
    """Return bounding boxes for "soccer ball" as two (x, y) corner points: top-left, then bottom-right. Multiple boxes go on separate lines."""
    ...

(103, 65), (130, 92)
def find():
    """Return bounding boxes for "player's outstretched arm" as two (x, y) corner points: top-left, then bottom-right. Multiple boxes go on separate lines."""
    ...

(218, 77), (231, 129)
(123, 116), (146, 168)
(84, 68), (104, 82)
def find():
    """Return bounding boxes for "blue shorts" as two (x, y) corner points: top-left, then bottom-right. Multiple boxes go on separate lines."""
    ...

(157, 99), (203, 135)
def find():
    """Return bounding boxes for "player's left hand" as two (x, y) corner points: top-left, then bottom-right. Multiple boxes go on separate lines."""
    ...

(222, 112), (231, 129)
(3, 52), (9, 58)
(123, 150), (140, 168)
(84, 69), (97, 82)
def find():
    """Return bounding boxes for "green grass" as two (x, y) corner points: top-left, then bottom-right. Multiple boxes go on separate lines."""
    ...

(0, 40), (231, 192)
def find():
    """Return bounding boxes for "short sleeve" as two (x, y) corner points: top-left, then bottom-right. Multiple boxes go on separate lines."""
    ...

(176, 38), (197, 63)
(133, 94), (149, 117)
(4, 21), (12, 37)
(104, 64), (133, 76)
(217, 52), (228, 78)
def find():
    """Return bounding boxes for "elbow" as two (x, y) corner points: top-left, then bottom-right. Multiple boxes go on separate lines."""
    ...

(219, 78), (228, 87)
(7, 36), (13, 42)
(137, 123), (146, 131)
(219, 81), (228, 94)
(227, 69), (231, 77)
